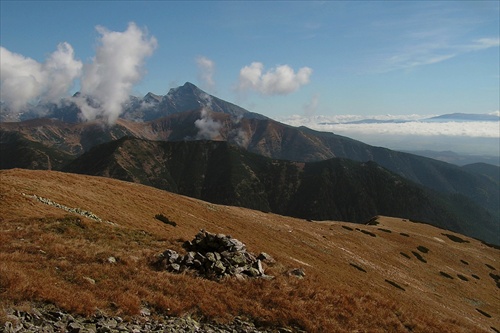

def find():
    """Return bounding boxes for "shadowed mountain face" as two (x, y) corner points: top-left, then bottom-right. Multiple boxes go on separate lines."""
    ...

(61, 138), (497, 245)
(2, 109), (498, 232)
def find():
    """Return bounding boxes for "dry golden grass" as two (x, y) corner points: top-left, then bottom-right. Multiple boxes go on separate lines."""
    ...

(0, 169), (498, 332)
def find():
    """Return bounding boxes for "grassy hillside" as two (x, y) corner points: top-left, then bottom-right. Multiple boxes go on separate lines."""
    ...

(1, 169), (498, 332)
(62, 138), (498, 245)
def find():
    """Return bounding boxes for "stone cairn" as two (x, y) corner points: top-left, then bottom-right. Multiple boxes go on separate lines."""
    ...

(157, 230), (275, 280)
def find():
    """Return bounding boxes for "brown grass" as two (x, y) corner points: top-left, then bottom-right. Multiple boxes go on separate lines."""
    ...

(1, 169), (498, 332)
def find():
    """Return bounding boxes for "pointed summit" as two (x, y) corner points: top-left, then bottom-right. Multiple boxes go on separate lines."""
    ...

(143, 92), (162, 104)
(158, 82), (267, 120)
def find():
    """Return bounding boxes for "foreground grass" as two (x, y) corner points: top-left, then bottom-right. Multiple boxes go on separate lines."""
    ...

(0, 215), (473, 332)
(0, 169), (495, 332)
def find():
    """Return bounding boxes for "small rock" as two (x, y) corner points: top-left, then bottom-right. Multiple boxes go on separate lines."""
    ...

(289, 268), (306, 278)
(83, 276), (96, 285)
(257, 252), (275, 264)
(140, 308), (151, 317)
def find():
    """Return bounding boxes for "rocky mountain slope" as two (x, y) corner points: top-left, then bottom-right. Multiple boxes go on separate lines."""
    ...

(1, 83), (498, 245)
(61, 138), (497, 245)
(1, 82), (266, 123)
(1, 169), (499, 332)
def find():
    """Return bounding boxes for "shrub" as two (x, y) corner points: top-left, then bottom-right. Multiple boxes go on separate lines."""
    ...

(155, 214), (177, 227)
(400, 252), (411, 259)
(411, 251), (427, 263)
(416, 245), (429, 254)
(385, 279), (405, 291)
(442, 233), (469, 243)
(439, 272), (453, 279)
(349, 263), (367, 273)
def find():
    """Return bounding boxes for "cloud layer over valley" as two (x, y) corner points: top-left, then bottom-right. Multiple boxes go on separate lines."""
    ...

(280, 113), (500, 157)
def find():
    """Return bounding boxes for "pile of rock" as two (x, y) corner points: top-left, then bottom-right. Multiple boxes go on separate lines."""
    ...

(157, 230), (274, 280)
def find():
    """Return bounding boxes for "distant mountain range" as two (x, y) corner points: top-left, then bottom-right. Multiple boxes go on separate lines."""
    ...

(403, 150), (500, 166)
(424, 113), (500, 122)
(1, 82), (498, 245)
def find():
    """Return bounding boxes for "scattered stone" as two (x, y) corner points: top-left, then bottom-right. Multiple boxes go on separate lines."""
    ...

(257, 252), (276, 264)
(156, 230), (273, 280)
(3, 305), (304, 333)
(107, 256), (116, 264)
(288, 268), (306, 278)
(22, 193), (116, 225)
(83, 276), (96, 285)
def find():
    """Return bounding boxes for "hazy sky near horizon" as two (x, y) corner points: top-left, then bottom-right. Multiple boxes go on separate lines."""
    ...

(1, 1), (499, 120)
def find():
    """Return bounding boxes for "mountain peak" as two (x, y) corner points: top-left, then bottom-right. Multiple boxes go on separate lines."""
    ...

(143, 92), (162, 104)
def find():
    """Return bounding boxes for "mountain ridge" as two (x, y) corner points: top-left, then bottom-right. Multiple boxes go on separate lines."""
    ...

(61, 137), (498, 245)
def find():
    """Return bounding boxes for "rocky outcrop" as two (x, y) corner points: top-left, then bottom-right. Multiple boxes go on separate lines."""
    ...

(3, 306), (303, 333)
(156, 230), (274, 280)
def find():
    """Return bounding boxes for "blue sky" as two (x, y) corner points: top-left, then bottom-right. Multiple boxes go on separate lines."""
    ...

(1, 0), (498, 120)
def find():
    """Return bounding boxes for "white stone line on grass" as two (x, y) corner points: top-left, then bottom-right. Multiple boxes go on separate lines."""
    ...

(22, 193), (117, 225)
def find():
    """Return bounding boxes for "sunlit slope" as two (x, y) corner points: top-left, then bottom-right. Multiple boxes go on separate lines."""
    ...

(1, 169), (498, 332)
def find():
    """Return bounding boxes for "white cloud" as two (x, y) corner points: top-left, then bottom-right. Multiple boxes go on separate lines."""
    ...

(78, 22), (157, 124)
(196, 56), (216, 92)
(195, 108), (222, 140)
(379, 36), (500, 73)
(1, 22), (157, 125)
(0, 43), (82, 112)
(237, 62), (312, 95)
(279, 114), (500, 155)
(280, 114), (500, 138)
(303, 93), (319, 116)
(468, 37), (500, 51)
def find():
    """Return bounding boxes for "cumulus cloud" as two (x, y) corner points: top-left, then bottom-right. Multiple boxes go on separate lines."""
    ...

(237, 62), (312, 95)
(195, 108), (222, 140)
(1, 22), (157, 124)
(0, 43), (82, 112)
(77, 22), (157, 124)
(196, 56), (216, 92)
